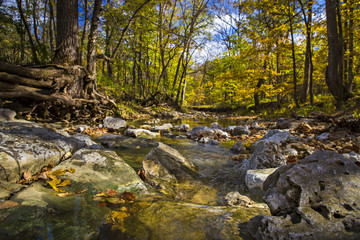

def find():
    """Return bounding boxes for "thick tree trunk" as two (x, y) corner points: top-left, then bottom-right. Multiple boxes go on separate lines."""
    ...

(53, 0), (79, 65)
(325, 0), (344, 109)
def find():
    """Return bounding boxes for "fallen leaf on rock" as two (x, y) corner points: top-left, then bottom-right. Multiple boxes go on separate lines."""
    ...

(48, 169), (67, 180)
(56, 192), (73, 197)
(57, 179), (70, 187)
(47, 161), (54, 169)
(105, 197), (125, 205)
(0, 201), (19, 209)
(23, 169), (32, 181)
(67, 168), (76, 174)
(107, 189), (117, 196)
(76, 189), (88, 194)
(47, 178), (70, 192)
(121, 191), (136, 201)
(38, 172), (47, 180)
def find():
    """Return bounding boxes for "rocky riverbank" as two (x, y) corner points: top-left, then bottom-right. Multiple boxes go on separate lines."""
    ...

(0, 108), (359, 239)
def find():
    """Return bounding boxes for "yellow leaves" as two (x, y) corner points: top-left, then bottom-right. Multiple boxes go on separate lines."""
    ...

(107, 209), (129, 232)
(56, 192), (74, 197)
(47, 178), (71, 193)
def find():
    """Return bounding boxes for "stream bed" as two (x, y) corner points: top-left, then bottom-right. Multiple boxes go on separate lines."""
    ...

(0, 118), (270, 240)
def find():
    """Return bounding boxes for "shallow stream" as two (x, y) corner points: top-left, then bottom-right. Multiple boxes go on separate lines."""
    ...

(0, 118), (270, 240)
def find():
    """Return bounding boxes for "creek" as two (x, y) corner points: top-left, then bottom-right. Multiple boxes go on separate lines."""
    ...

(0, 117), (269, 240)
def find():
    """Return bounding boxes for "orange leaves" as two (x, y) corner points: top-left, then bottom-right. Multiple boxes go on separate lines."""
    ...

(0, 201), (19, 210)
(93, 190), (136, 207)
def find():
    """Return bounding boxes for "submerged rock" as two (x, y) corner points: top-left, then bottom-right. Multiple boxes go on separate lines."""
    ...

(96, 134), (158, 150)
(247, 150), (360, 240)
(103, 117), (127, 130)
(141, 143), (198, 193)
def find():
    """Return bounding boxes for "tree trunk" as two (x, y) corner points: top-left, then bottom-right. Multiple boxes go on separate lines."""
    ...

(49, 0), (55, 54)
(86, 0), (102, 95)
(299, 0), (313, 103)
(79, 0), (89, 66)
(16, 0), (39, 64)
(288, 0), (299, 108)
(325, 0), (343, 109)
(53, 0), (79, 65)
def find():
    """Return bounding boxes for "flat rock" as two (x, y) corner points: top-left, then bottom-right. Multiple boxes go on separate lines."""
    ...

(96, 134), (159, 150)
(247, 150), (360, 240)
(53, 148), (147, 193)
(0, 123), (86, 182)
(125, 129), (159, 139)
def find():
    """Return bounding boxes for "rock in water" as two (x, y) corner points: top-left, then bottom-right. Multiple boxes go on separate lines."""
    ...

(54, 149), (147, 193)
(247, 150), (360, 240)
(141, 143), (198, 192)
(232, 126), (251, 136)
(103, 116), (126, 130)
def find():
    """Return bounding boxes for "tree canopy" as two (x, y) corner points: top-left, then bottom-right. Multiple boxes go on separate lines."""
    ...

(0, 0), (359, 112)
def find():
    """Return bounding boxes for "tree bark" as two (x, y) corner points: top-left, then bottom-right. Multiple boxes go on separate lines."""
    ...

(79, 0), (89, 66)
(325, 0), (343, 109)
(53, 0), (79, 65)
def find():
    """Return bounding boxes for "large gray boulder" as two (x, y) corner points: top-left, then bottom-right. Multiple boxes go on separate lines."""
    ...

(247, 151), (360, 240)
(103, 116), (127, 129)
(141, 143), (198, 192)
(188, 126), (215, 139)
(232, 126), (251, 136)
(53, 148), (147, 193)
(0, 124), (86, 182)
(250, 129), (290, 152)
(246, 141), (286, 170)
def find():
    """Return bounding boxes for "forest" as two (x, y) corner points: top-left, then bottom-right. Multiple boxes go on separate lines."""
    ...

(0, 0), (359, 120)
